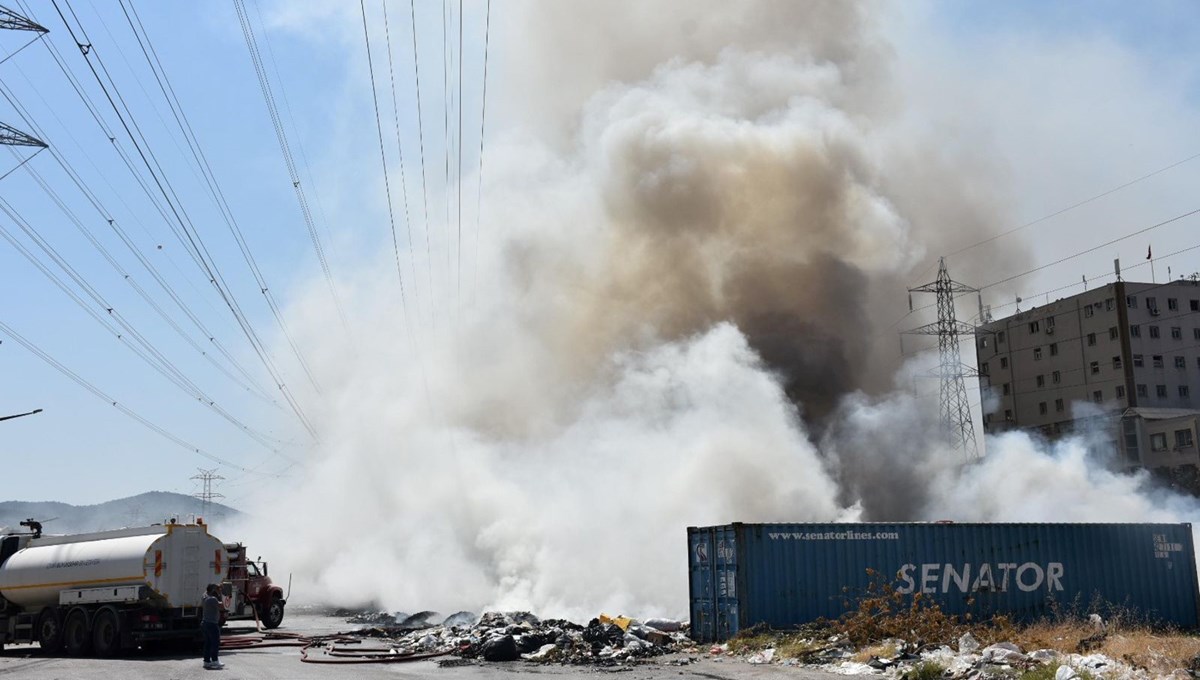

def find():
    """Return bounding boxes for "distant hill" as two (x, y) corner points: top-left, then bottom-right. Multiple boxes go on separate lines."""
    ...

(0, 491), (239, 535)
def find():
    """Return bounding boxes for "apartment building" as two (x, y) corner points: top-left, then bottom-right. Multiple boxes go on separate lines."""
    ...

(975, 279), (1200, 467)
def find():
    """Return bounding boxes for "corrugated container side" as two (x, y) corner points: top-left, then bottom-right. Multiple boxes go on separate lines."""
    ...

(688, 523), (1199, 642)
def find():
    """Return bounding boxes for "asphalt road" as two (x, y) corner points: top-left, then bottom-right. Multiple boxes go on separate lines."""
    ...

(0, 613), (846, 680)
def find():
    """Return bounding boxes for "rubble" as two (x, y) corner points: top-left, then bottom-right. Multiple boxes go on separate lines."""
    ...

(340, 610), (694, 666)
(331, 609), (1168, 678)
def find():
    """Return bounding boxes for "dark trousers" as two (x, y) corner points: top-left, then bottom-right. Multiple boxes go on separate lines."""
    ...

(202, 621), (220, 663)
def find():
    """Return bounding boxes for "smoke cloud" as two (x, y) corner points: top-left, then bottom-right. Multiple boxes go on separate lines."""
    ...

(237, 0), (1200, 619)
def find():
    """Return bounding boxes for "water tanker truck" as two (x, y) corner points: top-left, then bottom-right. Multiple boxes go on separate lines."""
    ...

(0, 519), (268, 655)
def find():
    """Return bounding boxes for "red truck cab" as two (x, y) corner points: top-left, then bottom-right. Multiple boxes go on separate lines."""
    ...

(222, 543), (285, 628)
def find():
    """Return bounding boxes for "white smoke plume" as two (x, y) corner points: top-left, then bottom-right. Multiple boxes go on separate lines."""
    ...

(236, 0), (1200, 619)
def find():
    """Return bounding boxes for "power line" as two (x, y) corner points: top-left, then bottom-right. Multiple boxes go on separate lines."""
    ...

(895, 206), (1200, 327)
(410, 0), (434, 318)
(119, 0), (324, 396)
(360, 0), (414, 322)
(947, 151), (1200, 259)
(381, 0), (424, 324)
(0, 194), (288, 453)
(232, 0), (352, 348)
(51, 0), (319, 439)
(0, 317), (270, 473)
(456, 0), (463, 319)
(472, 0), (490, 304)
(0, 76), (279, 405)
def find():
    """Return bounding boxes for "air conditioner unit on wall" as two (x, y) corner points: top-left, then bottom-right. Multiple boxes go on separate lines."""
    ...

(1046, 326), (1054, 335)
(1150, 308), (1160, 315)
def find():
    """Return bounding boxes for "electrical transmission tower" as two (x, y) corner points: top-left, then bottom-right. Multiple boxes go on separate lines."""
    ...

(0, 121), (46, 149)
(191, 468), (225, 518)
(0, 5), (46, 33)
(0, 7), (48, 165)
(904, 257), (980, 460)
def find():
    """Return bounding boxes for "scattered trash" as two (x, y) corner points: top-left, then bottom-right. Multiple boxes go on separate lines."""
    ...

(958, 631), (979, 654)
(337, 610), (693, 667)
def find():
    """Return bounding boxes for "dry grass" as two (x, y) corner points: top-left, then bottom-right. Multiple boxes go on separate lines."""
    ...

(1014, 622), (1200, 675)
(853, 642), (899, 663)
(825, 572), (1200, 673)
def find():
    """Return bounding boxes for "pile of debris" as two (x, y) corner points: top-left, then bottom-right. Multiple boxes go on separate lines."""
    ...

(342, 610), (693, 665)
(713, 631), (1150, 679)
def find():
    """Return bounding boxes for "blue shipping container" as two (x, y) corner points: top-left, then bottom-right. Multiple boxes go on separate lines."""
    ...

(688, 523), (1200, 642)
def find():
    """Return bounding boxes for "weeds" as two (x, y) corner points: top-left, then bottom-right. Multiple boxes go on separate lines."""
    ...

(901, 661), (946, 680)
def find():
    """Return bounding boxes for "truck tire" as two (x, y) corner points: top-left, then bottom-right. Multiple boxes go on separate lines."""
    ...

(64, 607), (92, 657)
(36, 609), (63, 653)
(260, 596), (284, 629)
(91, 607), (121, 657)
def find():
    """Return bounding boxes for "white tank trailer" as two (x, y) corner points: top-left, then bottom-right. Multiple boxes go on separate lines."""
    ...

(0, 520), (227, 656)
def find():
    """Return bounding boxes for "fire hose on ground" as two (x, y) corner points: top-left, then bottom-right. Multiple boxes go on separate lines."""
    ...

(219, 603), (453, 664)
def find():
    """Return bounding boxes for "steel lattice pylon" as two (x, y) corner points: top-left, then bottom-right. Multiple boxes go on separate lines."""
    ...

(191, 468), (225, 518)
(0, 5), (47, 33)
(905, 257), (980, 460)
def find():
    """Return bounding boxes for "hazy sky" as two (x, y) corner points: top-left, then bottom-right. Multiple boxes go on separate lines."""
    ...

(1, 0), (1198, 507)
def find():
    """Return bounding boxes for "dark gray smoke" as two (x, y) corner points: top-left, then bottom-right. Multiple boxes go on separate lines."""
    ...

(240, 0), (1077, 618)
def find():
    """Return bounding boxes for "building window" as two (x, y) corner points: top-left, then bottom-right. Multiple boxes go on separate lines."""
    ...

(1090, 361), (1100, 374)
(998, 331), (1006, 344)
(1034, 347), (1043, 360)
(1092, 390), (1103, 403)
(1109, 326), (1118, 341)
(1036, 375), (1045, 388)
(1087, 332), (1096, 346)
(1000, 357), (1009, 369)
(1052, 370), (1061, 384)
(1029, 321), (1041, 334)
(1178, 429), (1195, 448)
(979, 337), (989, 349)
(1049, 342), (1058, 356)
(1004, 409), (1013, 421)
(1055, 398), (1064, 412)
(1039, 402), (1048, 415)
(1147, 296), (1159, 313)
(981, 361), (989, 376)
(1116, 385), (1126, 399)
(1172, 327), (1182, 339)
(1131, 324), (1141, 337)
(1176, 356), (1187, 369)
(1084, 305), (1094, 318)
(1181, 385), (1191, 399)
(1134, 354), (1144, 367)
(1194, 328), (1200, 341)
(1112, 356), (1122, 369)
(1106, 298), (1115, 311)
(1149, 325), (1161, 339)
(1137, 384), (1148, 398)
(1169, 298), (1179, 311)
(1192, 299), (1200, 312)
(1128, 295), (1138, 308)
(1003, 383), (1011, 396)
(1157, 384), (1168, 398)
(1153, 355), (1164, 368)
(1152, 433), (1168, 451)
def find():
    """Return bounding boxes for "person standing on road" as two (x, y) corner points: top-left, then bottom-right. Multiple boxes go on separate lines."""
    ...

(202, 583), (225, 670)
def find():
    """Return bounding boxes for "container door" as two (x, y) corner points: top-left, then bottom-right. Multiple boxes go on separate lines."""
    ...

(688, 526), (740, 643)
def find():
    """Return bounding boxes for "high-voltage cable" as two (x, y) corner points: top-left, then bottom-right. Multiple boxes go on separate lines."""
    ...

(52, 0), (319, 439)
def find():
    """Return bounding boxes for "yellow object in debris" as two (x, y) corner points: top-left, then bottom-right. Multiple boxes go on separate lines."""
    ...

(599, 613), (633, 631)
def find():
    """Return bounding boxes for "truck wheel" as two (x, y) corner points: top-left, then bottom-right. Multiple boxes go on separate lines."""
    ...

(91, 607), (121, 657)
(36, 609), (63, 653)
(260, 596), (285, 629)
(64, 608), (92, 657)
